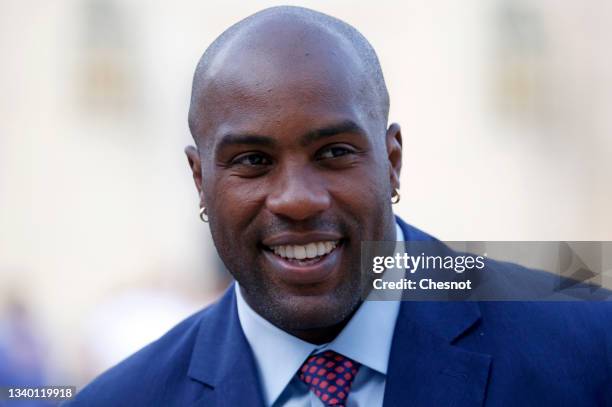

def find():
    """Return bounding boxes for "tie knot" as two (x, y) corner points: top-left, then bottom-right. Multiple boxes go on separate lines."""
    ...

(298, 350), (360, 406)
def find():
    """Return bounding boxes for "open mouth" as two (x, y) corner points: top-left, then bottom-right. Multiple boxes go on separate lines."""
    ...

(264, 240), (342, 266)
(260, 231), (345, 285)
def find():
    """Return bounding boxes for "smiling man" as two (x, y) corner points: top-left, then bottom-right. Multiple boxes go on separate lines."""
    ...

(184, 6), (401, 347)
(67, 6), (612, 407)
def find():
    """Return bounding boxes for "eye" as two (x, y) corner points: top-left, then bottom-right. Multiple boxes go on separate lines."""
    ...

(316, 145), (354, 160)
(231, 153), (272, 166)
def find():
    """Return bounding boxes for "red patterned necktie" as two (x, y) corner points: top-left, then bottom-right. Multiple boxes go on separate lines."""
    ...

(298, 350), (361, 406)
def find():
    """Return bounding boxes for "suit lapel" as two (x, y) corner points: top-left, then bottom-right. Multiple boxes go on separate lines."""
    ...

(187, 286), (266, 407)
(383, 301), (491, 407)
(383, 218), (492, 407)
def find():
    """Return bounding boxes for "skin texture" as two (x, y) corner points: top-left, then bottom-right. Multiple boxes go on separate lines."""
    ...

(185, 10), (402, 344)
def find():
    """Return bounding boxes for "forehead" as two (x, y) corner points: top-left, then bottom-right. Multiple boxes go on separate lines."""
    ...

(192, 20), (378, 144)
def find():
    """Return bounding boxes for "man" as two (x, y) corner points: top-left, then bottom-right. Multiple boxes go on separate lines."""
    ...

(68, 6), (611, 406)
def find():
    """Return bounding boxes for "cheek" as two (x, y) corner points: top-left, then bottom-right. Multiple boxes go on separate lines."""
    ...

(208, 176), (267, 230)
(327, 163), (390, 208)
(326, 165), (393, 241)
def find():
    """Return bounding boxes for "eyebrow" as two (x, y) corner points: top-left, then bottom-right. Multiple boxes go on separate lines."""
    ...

(299, 120), (367, 147)
(215, 134), (277, 155)
(215, 120), (366, 154)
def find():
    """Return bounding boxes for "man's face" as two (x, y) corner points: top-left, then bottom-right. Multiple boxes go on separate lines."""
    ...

(187, 26), (401, 334)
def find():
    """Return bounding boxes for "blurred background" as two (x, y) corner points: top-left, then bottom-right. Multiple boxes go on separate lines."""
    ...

(1, 0), (611, 395)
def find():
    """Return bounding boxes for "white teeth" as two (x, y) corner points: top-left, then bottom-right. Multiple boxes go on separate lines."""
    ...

(306, 243), (317, 258)
(270, 240), (339, 260)
(294, 245), (306, 260)
(317, 242), (326, 255)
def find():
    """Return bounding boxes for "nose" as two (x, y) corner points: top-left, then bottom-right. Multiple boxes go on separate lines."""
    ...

(266, 164), (331, 221)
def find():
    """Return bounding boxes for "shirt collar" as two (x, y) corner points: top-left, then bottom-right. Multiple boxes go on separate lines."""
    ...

(235, 222), (404, 406)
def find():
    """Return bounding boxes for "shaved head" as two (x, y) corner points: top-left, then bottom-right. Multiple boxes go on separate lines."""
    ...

(188, 6), (390, 146)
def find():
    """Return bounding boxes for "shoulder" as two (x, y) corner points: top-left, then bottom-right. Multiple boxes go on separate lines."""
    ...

(469, 269), (612, 384)
(65, 292), (231, 407)
(473, 299), (612, 402)
(476, 258), (612, 341)
(478, 296), (612, 341)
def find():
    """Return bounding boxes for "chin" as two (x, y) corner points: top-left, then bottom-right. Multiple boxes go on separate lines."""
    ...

(273, 290), (360, 331)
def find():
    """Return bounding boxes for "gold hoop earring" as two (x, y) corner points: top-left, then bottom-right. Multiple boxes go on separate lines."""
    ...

(391, 189), (400, 204)
(199, 207), (209, 223)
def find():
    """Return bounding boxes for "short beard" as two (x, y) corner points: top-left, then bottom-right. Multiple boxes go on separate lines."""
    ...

(239, 263), (364, 334)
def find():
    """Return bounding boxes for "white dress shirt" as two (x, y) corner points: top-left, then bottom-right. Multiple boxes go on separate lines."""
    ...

(235, 223), (405, 406)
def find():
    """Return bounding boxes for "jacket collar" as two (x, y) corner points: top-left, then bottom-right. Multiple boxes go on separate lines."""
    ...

(383, 218), (492, 406)
(187, 286), (266, 407)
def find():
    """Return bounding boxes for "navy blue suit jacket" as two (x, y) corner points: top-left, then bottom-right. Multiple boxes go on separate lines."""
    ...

(67, 219), (612, 406)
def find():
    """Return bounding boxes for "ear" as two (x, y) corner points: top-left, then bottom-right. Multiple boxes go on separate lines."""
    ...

(184, 145), (206, 208)
(385, 123), (402, 192)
